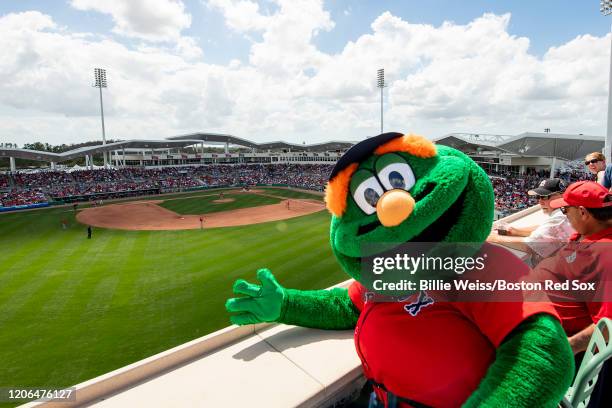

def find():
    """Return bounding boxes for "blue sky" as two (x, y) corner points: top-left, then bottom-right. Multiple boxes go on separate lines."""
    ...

(1, 0), (608, 63)
(315, 1), (612, 57)
(0, 1), (611, 145)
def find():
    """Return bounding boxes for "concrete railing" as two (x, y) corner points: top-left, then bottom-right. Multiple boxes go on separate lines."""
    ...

(498, 204), (541, 224)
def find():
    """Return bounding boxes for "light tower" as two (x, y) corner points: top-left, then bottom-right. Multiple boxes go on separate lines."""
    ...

(601, 0), (612, 161)
(93, 68), (108, 168)
(377, 68), (386, 134)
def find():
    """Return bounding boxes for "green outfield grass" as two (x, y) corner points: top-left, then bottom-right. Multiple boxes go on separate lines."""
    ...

(253, 187), (325, 200)
(158, 192), (280, 215)
(0, 188), (344, 406)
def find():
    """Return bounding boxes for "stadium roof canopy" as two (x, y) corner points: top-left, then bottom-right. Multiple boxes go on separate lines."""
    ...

(0, 139), (202, 163)
(168, 132), (355, 152)
(0, 132), (355, 163)
(433, 135), (512, 155)
(436, 132), (604, 160)
(497, 132), (604, 160)
(1, 131), (604, 164)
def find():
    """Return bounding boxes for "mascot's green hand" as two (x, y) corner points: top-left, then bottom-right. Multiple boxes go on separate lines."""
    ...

(225, 268), (286, 325)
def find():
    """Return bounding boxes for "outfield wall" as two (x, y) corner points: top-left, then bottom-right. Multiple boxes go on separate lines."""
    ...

(0, 202), (49, 212)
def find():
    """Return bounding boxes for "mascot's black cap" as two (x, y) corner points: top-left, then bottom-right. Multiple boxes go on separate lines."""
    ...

(329, 132), (403, 181)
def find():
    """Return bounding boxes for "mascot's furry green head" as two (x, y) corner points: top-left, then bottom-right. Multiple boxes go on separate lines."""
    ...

(324, 132), (494, 282)
(226, 131), (573, 408)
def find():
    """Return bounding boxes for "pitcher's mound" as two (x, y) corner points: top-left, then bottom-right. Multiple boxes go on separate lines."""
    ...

(76, 199), (325, 230)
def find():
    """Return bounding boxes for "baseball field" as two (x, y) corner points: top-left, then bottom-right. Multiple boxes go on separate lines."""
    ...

(0, 187), (345, 402)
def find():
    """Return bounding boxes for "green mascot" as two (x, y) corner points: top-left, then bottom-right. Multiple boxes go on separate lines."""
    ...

(226, 133), (573, 407)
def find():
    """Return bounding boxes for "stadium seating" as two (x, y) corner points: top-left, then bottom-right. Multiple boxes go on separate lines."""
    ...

(562, 318), (612, 408)
(0, 163), (593, 211)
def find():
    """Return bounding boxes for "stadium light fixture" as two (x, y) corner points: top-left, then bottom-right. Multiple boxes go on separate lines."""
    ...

(601, 1), (612, 161)
(377, 68), (386, 134)
(93, 68), (108, 168)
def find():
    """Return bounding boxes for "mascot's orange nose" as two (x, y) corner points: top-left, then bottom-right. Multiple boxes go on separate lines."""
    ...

(376, 190), (415, 227)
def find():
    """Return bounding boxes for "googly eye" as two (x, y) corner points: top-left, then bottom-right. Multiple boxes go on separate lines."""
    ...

(353, 176), (384, 215)
(378, 162), (416, 191)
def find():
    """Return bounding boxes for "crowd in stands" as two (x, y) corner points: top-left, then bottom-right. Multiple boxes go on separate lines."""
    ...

(195, 164), (331, 190)
(0, 162), (595, 211)
(0, 189), (47, 207)
(13, 171), (73, 189)
(490, 164), (593, 217)
(0, 174), (9, 189)
(47, 181), (160, 199)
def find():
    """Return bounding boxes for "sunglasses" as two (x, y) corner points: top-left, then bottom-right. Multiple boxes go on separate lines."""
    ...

(535, 195), (552, 200)
(585, 158), (602, 165)
(559, 206), (575, 214)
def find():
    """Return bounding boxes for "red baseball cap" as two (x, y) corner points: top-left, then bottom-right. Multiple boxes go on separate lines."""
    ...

(549, 181), (612, 209)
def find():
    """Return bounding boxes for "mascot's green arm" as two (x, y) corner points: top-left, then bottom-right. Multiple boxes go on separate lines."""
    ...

(226, 269), (359, 329)
(463, 314), (574, 408)
(278, 288), (360, 329)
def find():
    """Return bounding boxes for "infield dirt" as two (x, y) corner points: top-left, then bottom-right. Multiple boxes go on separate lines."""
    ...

(77, 198), (325, 230)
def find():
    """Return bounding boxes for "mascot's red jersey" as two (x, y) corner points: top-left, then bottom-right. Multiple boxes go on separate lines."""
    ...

(348, 243), (559, 408)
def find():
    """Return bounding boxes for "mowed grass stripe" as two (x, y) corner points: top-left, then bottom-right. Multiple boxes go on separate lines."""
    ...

(111, 231), (207, 358)
(256, 188), (324, 201)
(176, 215), (323, 259)
(39, 235), (117, 318)
(174, 213), (330, 283)
(77, 231), (133, 322)
(0, 216), (35, 241)
(195, 217), (335, 297)
(0, 231), (91, 325)
(0, 232), (92, 315)
(161, 210), (319, 257)
(69, 231), (145, 321)
(1, 233), (158, 384)
(42, 233), (112, 316)
(0, 232), (116, 330)
(105, 231), (148, 309)
(0, 208), (84, 274)
(217, 222), (330, 275)
(58, 232), (155, 384)
(159, 193), (280, 215)
(0, 218), (71, 278)
(248, 234), (335, 279)
(0, 236), (117, 387)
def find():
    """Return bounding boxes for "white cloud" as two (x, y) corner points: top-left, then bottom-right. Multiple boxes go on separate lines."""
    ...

(206, 0), (270, 32)
(174, 36), (204, 60)
(209, 0), (334, 76)
(0, 6), (610, 147)
(70, 0), (191, 42)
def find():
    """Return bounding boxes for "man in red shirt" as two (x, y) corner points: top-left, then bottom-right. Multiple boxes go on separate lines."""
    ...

(533, 181), (612, 407)
(544, 181), (612, 352)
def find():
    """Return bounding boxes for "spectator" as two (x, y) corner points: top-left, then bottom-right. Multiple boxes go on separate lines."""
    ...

(532, 181), (612, 407)
(488, 178), (575, 260)
(584, 152), (612, 190)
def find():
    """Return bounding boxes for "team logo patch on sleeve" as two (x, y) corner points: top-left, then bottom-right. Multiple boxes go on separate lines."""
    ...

(404, 291), (434, 316)
(565, 251), (577, 264)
